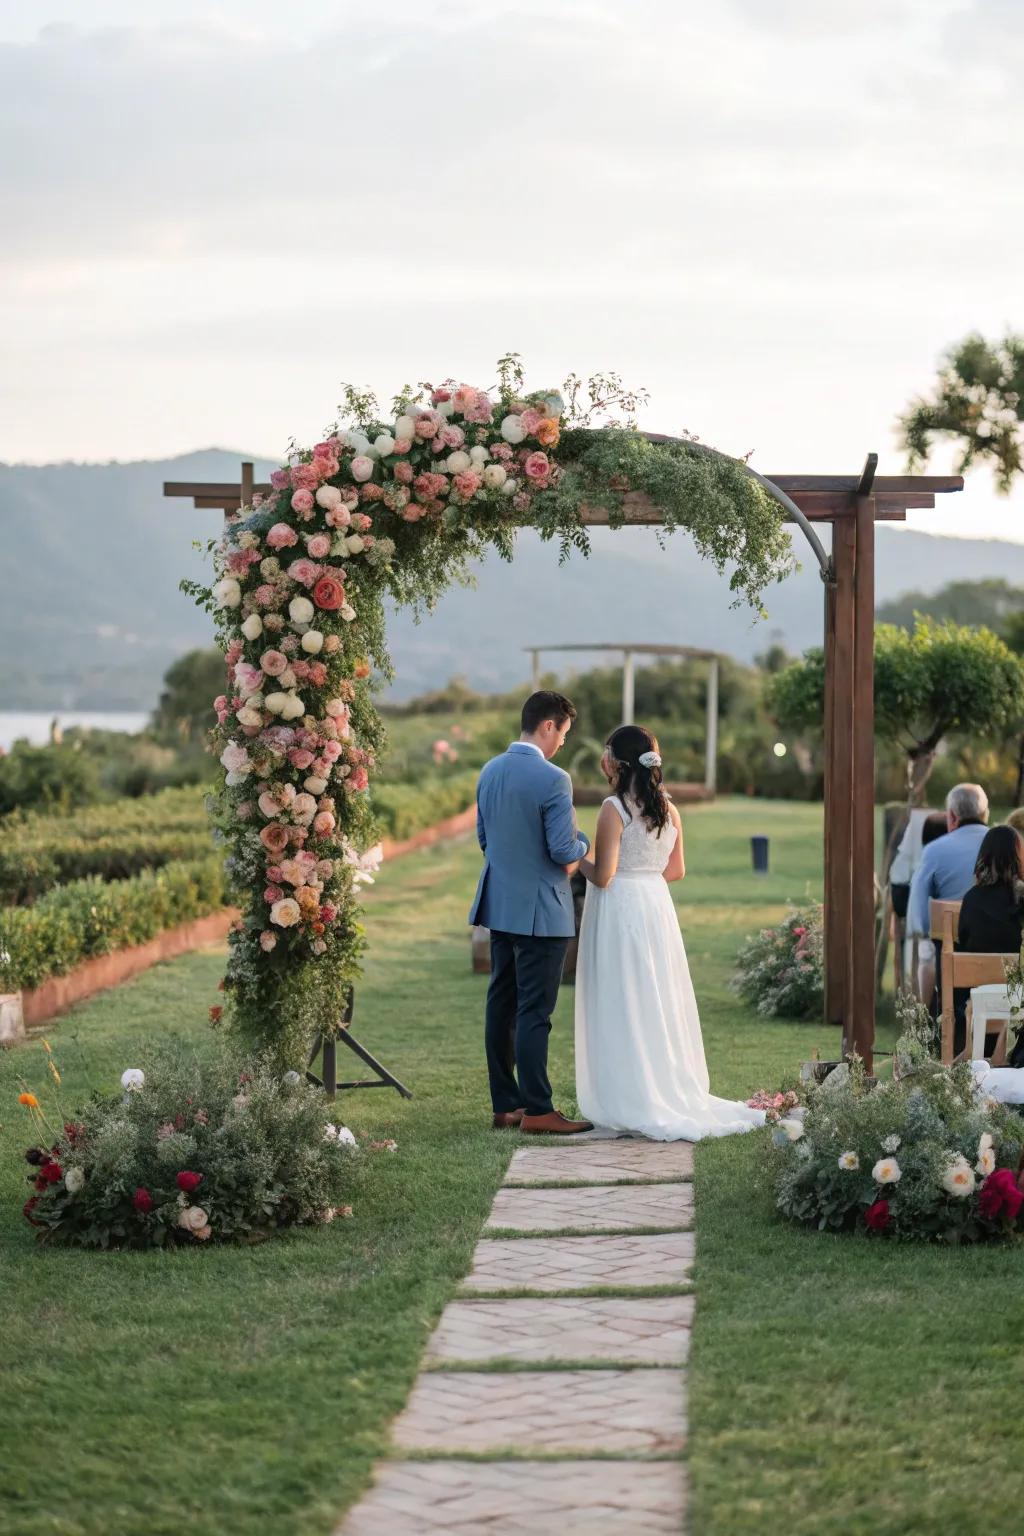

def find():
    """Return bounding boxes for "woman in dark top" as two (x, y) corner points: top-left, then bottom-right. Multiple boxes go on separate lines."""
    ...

(954, 825), (1024, 1057)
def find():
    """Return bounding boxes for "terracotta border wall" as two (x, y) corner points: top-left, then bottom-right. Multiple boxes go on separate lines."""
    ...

(19, 802), (479, 1028)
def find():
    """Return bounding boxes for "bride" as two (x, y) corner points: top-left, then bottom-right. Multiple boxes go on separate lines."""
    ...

(574, 725), (766, 1141)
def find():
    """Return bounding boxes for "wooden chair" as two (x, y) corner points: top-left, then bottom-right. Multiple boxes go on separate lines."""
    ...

(938, 907), (1016, 1064)
(929, 898), (961, 946)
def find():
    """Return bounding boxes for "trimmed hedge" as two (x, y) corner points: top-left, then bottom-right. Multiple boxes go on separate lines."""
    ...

(0, 830), (217, 907)
(0, 857), (228, 992)
(371, 772), (478, 842)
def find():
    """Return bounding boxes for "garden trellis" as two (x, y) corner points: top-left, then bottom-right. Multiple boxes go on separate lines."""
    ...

(166, 388), (962, 1074)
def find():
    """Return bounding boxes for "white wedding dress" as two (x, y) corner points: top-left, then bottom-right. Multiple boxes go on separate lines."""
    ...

(575, 795), (766, 1141)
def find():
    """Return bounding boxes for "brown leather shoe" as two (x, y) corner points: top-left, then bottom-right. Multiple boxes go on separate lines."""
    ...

(520, 1109), (594, 1136)
(492, 1109), (525, 1129)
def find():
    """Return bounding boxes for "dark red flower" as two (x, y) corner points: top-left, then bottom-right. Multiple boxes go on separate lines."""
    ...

(41, 1161), (63, 1184)
(132, 1187), (155, 1214)
(978, 1168), (1024, 1223)
(34, 1175), (48, 1191)
(864, 1199), (891, 1232)
(63, 1121), (86, 1145)
(176, 1171), (203, 1194)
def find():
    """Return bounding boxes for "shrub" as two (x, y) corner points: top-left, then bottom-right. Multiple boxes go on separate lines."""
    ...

(731, 903), (824, 1019)
(0, 856), (228, 992)
(0, 742), (101, 817)
(18, 1050), (357, 1249)
(0, 829), (216, 906)
(370, 771), (478, 841)
(769, 1000), (1024, 1243)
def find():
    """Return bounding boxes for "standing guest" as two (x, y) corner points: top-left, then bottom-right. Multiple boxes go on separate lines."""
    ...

(955, 825), (1024, 1058)
(907, 783), (990, 939)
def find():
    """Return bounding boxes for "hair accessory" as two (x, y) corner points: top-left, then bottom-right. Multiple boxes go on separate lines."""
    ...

(638, 751), (662, 768)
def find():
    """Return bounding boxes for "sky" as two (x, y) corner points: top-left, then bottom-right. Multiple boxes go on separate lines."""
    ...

(1, 0), (1022, 542)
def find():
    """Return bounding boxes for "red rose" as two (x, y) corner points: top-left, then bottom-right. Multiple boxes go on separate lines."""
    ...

(133, 1187), (155, 1214)
(979, 1168), (1024, 1223)
(176, 1171), (203, 1194)
(42, 1161), (63, 1184)
(864, 1199), (891, 1232)
(312, 575), (345, 611)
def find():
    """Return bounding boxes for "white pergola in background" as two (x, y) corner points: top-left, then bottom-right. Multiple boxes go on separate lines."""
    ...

(524, 642), (720, 796)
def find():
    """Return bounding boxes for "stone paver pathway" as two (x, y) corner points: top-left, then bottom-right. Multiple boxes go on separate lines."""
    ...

(336, 1135), (695, 1535)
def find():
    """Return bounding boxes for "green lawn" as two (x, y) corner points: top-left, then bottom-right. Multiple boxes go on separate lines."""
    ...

(2, 798), (1020, 1535)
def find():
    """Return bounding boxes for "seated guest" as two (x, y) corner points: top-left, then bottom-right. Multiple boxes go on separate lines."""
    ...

(907, 783), (990, 939)
(955, 825), (1024, 1058)
(914, 811), (951, 1008)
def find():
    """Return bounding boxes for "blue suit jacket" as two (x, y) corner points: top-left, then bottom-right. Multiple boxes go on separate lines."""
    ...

(469, 743), (590, 938)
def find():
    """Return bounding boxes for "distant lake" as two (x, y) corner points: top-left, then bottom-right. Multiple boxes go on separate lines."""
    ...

(0, 711), (150, 752)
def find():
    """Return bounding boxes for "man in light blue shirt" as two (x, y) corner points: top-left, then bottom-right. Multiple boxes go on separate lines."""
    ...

(907, 783), (990, 937)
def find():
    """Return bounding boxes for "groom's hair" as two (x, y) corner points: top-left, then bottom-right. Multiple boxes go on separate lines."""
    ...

(521, 691), (577, 733)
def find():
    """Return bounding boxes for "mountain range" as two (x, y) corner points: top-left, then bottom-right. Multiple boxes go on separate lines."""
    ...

(3, 448), (1024, 709)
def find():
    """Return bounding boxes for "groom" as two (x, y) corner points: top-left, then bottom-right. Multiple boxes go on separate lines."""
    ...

(469, 691), (594, 1135)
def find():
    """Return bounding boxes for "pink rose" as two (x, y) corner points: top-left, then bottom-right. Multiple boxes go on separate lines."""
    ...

(267, 522), (299, 550)
(313, 811), (336, 836)
(260, 649), (287, 677)
(288, 747), (315, 770)
(291, 490), (315, 514)
(519, 408), (543, 435)
(441, 424), (466, 449)
(265, 864), (284, 881)
(321, 740), (343, 762)
(414, 412), (441, 439)
(348, 767), (369, 792)
(291, 463), (320, 491)
(225, 640), (243, 667)
(264, 884), (284, 903)
(270, 469), (291, 490)
(353, 513), (372, 532)
(260, 824), (290, 853)
(325, 505), (352, 529)
(393, 461), (414, 484)
(306, 533), (331, 559)
(402, 504), (424, 522)
(523, 451), (550, 483)
(453, 470), (482, 500)
(350, 455), (374, 483)
(392, 438), (412, 455)
(253, 584), (277, 608)
(259, 930), (278, 952)
(289, 558), (321, 588)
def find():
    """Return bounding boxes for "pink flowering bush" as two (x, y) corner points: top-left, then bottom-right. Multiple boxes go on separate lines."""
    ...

(731, 903), (824, 1019)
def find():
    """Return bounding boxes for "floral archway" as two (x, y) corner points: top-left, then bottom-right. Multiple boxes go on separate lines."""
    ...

(184, 359), (800, 1067)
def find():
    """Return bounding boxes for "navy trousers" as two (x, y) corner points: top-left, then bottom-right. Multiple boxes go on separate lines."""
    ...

(485, 930), (567, 1115)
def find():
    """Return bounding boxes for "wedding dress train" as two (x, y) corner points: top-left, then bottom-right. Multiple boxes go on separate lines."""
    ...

(575, 796), (766, 1141)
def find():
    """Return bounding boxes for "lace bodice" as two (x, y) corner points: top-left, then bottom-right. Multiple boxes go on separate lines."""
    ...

(607, 795), (677, 874)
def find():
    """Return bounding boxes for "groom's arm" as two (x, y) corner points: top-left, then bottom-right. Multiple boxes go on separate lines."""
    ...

(541, 776), (589, 865)
(476, 799), (487, 853)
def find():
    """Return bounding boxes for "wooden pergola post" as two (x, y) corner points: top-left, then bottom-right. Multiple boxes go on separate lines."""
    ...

(621, 649), (636, 725)
(166, 452), (962, 1072)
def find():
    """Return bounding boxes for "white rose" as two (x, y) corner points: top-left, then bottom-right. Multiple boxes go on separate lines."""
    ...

(446, 451), (471, 474)
(236, 706), (263, 728)
(340, 603), (357, 623)
(942, 1157), (976, 1197)
(220, 742), (251, 773)
(483, 464), (508, 489)
(121, 1068), (145, 1091)
(469, 445), (489, 463)
(871, 1157), (902, 1185)
(301, 630), (324, 655)
(65, 1167), (86, 1193)
(213, 577), (242, 609)
(436, 400), (454, 419)
(280, 694), (306, 721)
(278, 667), (298, 689)
(344, 432), (369, 455)
(316, 484), (342, 509)
(270, 897), (301, 928)
(500, 413), (526, 444)
(779, 1118), (804, 1142)
(241, 613), (263, 641)
(289, 596), (315, 625)
(304, 775), (329, 795)
(373, 433), (396, 457)
(264, 692), (288, 716)
(345, 535), (365, 555)
(838, 1151), (859, 1171)
(178, 1205), (209, 1232)
(395, 414), (416, 439)
(501, 477), (518, 496)
(224, 770), (248, 786)
(336, 1126), (358, 1147)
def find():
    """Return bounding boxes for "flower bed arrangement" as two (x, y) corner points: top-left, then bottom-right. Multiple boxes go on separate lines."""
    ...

(18, 1048), (358, 1248)
(184, 358), (790, 1066)
(732, 902), (824, 1019)
(0, 857), (227, 992)
(768, 1001), (1024, 1243)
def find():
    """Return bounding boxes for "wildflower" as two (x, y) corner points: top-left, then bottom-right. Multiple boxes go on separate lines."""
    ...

(838, 1151), (859, 1171)
(18, 1092), (39, 1109)
(881, 1135), (901, 1154)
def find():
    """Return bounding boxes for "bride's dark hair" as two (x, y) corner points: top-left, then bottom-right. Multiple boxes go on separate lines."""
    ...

(605, 725), (669, 835)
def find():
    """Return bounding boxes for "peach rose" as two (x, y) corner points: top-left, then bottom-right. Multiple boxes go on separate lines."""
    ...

(260, 823), (290, 853)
